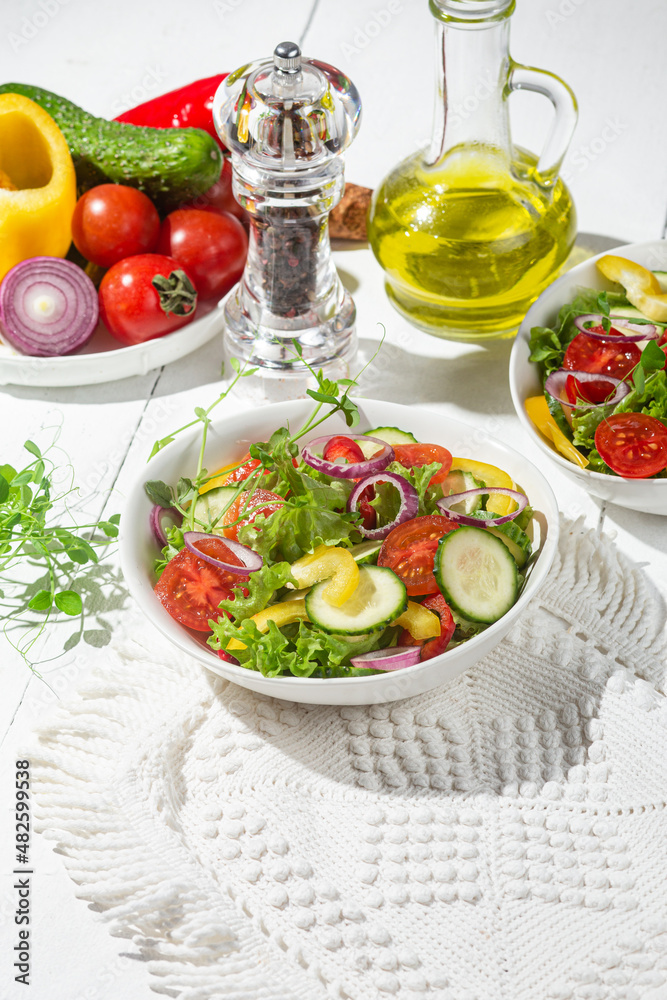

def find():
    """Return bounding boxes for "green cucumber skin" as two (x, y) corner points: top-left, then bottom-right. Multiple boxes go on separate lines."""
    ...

(0, 83), (222, 211)
(364, 426), (418, 445)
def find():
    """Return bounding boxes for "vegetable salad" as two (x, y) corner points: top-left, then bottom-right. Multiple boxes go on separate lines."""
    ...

(528, 255), (667, 479)
(146, 385), (535, 680)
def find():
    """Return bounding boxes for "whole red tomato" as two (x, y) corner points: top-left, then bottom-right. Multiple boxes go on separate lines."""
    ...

(98, 254), (197, 346)
(157, 208), (247, 301)
(71, 184), (160, 268)
(182, 159), (245, 222)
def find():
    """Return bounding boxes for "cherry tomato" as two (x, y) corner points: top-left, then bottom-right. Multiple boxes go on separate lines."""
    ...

(392, 444), (453, 486)
(378, 514), (459, 596)
(659, 330), (667, 370)
(182, 158), (245, 222)
(72, 184), (160, 268)
(357, 485), (376, 532)
(154, 536), (244, 631)
(594, 413), (667, 478)
(323, 435), (366, 464)
(222, 488), (285, 541)
(99, 254), (197, 345)
(157, 208), (248, 300)
(563, 330), (641, 381)
(218, 454), (262, 485)
(399, 593), (456, 661)
(565, 374), (618, 405)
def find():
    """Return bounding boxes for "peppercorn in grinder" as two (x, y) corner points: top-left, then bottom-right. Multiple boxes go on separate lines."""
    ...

(213, 42), (361, 371)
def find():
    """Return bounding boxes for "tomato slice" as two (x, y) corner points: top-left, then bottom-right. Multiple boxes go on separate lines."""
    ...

(399, 593), (456, 661)
(323, 435), (365, 464)
(565, 373), (618, 405)
(563, 331), (641, 381)
(222, 487), (285, 541)
(357, 485), (377, 531)
(155, 538), (242, 632)
(594, 413), (667, 478)
(378, 514), (459, 596)
(392, 443), (453, 486)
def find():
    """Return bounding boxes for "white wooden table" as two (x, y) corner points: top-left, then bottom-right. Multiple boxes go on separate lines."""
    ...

(1, 1), (666, 997)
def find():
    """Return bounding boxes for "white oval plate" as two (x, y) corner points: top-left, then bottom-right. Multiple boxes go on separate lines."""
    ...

(120, 398), (560, 706)
(0, 298), (225, 387)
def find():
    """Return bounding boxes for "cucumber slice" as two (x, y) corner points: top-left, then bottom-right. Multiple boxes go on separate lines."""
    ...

(306, 565), (407, 635)
(653, 270), (667, 293)
(434, 526), (518, 624)
(439, 470), (483, 514)
(610, 304), (666, 328)
(364, 426), (418, 445)
(192, 486), (239, 532)
(485, 521), (532, 568)
(350, 541), (382, 565)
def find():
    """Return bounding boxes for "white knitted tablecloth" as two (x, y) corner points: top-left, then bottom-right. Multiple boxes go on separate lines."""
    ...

(32, 519), (667, 1000)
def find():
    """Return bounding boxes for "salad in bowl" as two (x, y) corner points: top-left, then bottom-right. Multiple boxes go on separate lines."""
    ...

(120, 388), (558, 705)
(511, 240), (667, 514)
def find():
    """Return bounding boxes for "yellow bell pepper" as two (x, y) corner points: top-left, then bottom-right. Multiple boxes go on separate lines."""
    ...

(525, 395), (589, 469)
(290, 544), (359, 607)
(392, 600), (440, 640)
(449, 457), (516, 516)
(226, 598), (309, 651)
(0, 94), (76, 282)
(597, 255), (667, 323)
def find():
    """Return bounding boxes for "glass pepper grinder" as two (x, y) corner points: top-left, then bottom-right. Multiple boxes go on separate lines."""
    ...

(213, 42), (361, 371)
(368, 0), (578, 341)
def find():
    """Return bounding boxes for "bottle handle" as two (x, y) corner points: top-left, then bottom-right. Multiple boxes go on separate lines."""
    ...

(507, 62), (578, 187)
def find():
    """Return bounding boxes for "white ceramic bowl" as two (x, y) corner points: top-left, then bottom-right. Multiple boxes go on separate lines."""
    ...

(120, 398), (559, 705)
(510, 239), (667, 515)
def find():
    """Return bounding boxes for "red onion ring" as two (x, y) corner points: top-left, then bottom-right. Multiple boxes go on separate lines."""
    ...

(0, 257), (99, 357)
(150, 505), (183, 547)
(436, 488), (527, 527)
(301, 434), (394, 480)
(183, 531), (262, 576)
(545, 369), (630, 408)
(347, 472), (419, 540)
(573, 313), (658, 342)
(351, 646), (422, 671)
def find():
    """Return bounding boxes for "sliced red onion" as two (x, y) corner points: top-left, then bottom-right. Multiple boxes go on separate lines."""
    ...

(0, 257), (99, 357)
(150, 505), (183, 547)
(574, 313), (658, 342)
(436, 488), (527, 526)
(301, 434), (394, 480)
(545, 369), (630, 408)
(183, 531), (262, 576)
(351, 646), (422, 671)
(347, 472), (419, 540)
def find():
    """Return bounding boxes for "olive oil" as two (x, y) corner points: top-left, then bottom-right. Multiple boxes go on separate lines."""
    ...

(369, 144), (576, 340)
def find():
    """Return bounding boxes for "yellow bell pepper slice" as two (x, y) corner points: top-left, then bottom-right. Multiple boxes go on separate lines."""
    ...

(0, 94), (76, 282)
(392, 600), (440, 640)
(290, 544), (359, 608)
(525, 395), (589, 469)
(226, 598), (309, 651)
(596, 255), (667, 323)
(449, 457), (516, 516)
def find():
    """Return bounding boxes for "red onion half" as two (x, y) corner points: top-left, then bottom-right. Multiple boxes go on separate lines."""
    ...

(351, 646), (422, 671)
(0, 257), (99, 357)
(573, 313), (658, 343)
(183, 531), (262, 576)
(301, 434), (394, 480)
(437, 488), (527, 527)
(347, 472), (419, 540)
(545, 369), (630, 409)
(150, 505), (183, 547)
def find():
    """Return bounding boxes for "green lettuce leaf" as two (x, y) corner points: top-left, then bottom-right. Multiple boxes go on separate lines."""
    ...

(208, 617), (394, 678)
(238, 502), (360, 563)
(154, 524), (185, 578)
(613, 370), (667, 424)
(218, 561), (296, 622)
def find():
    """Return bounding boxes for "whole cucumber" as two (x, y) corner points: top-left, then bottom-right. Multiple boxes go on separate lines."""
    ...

(0, 83), (222, 212)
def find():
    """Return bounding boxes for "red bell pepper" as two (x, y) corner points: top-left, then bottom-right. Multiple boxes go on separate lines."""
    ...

(114, 73), (228, 151)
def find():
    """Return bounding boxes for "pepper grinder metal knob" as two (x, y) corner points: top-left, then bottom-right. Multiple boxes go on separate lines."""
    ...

(213, 43), (362, 373)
